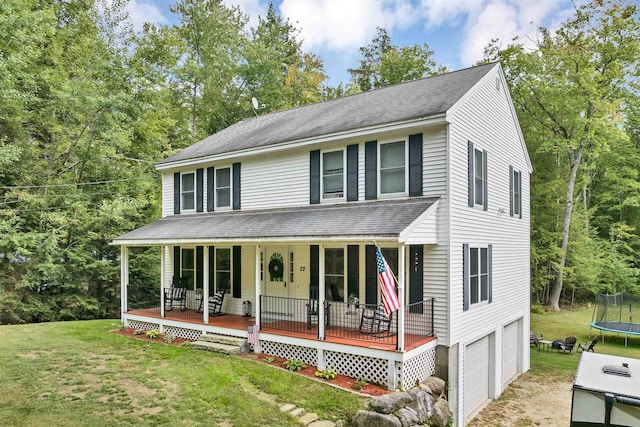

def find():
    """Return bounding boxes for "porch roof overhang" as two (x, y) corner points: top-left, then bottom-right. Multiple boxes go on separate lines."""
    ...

(112, 197), (440, 246)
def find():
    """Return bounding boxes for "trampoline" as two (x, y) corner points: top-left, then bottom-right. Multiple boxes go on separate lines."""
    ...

(590, 293), (640, 346)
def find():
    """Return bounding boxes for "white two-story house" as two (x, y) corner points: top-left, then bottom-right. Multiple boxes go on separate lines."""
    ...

(113, 62), (531, 425)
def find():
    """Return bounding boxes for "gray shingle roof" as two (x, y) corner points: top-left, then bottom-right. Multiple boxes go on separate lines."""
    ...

(160, 63), (497, 164)
(113, 197), (439, 244)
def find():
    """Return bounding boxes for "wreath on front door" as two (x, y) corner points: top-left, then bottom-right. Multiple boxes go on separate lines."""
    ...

(268, 253), (284, 282)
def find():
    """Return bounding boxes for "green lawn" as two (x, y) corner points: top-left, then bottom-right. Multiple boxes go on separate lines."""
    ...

(0, 320), (365, 426)
(530, 306), (640, 380)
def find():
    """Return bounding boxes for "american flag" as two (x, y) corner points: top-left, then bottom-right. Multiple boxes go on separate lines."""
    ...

(376, 247), (400, 317)
(247, 324), (259, 345)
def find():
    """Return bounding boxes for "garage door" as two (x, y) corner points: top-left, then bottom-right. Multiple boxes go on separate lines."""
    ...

(465, 335), (490, 419)
(502, 321), (519, 385)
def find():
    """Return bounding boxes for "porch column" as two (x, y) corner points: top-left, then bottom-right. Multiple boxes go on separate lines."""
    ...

(160, 246), (165, 318)
(254, 245), (262, 353)
(120, 246), (128, 318)
(318, 244), (326, 340)
(203, 245), (209, 324)
(397, 244), (406, 351)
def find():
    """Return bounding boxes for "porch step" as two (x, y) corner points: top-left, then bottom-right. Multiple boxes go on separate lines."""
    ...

(191, 333), (249, 355)
(199, 333), (247, 347)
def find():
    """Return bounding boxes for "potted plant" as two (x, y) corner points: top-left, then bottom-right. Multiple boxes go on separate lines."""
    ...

(347, 294), (359, 314)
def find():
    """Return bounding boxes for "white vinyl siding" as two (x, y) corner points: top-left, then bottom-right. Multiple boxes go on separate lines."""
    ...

(162, 173), (173, 217)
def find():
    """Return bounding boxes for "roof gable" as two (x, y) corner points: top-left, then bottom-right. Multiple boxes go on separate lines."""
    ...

(160, 63), (499, 166)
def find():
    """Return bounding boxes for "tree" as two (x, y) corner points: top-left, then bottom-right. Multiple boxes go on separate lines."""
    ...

(348, 27), (445, 91)
(486, 0), (640, 309)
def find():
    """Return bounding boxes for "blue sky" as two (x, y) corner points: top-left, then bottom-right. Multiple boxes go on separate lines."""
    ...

(123, 0), (582, 86)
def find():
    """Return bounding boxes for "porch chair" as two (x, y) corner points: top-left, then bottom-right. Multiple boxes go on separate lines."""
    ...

(359, 305), (394, 337)
(530, 331), (543, 348)
(552, 336), (577, 353)
(306, 299), (330, 329)
(578, 336), (599, 353)
(164, 277), (187, 311)
(198, 289), (226, 316)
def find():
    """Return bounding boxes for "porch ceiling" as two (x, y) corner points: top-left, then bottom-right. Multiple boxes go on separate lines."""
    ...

(112, 197), (440, 246)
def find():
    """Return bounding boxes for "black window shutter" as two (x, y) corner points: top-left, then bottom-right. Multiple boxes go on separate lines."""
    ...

(207, 167), (215, 212)
(483, 150), (488, 211)
(173, 246), (181, 285)
(346, 144), (358, 201)
(509, 165), (514, 217)
(310, 245), (319, 298)
(310, 150), (320, 204)
(208, 246), (215, 294)
(233, 246), (241, 298)
(232, 162), (241, 210)
(365, 141), (377, 200)
(196, 169), (204, 212)
(196, 246), (204, 289)
(409, 133), (423, 197)
(463, 243), (469, 311)
(365, 245), (377, 305)
(174, 172), (181, 214)
(488, 244), (493, 303)
(467, 141), (474, 207)
(409, 245), (423, 312)
(347, 245), (359, 299)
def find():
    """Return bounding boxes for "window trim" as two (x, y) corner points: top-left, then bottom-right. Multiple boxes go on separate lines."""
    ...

(377, 138), (409, 198)
(320, 148), (346, 201)
(214, 166), (232, 210)
(324, 246), (346, 302)
(180, 172), (196, 213)
(214, 247), (232, 294)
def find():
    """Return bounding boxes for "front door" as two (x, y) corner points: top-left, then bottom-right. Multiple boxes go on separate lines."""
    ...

(265, 246), (288, 298)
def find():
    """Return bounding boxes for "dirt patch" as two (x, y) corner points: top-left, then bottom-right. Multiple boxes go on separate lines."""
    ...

(468, 373), (573, 426)
(246, 353), (390, 397)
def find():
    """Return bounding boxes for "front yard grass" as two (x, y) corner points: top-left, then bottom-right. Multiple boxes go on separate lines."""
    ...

(0, 320), (365, 426)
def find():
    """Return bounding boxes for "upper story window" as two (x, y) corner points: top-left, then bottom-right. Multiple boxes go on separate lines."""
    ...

(468, 141), (488, 210)
(181, 172), (195, 211)
(510, 167), (522, 218)
(379, 140), (407, 195)
(215, 167), (231, 208)
(322, 150), (345, 199)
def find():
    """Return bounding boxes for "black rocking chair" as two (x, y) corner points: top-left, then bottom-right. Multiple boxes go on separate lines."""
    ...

(198, 289), (226, 316)
(164, 286), (187, 311)
(359, 305), (394, 337)
(306, 299), (330, 329)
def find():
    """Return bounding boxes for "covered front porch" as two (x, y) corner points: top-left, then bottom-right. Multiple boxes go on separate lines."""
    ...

(114, 197), (441, 389)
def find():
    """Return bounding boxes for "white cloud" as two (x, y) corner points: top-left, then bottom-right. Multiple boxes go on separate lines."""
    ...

(125, 0), (166, 32)
(420, 0), (575, 66)
(223, 0), (267, 28)
(279, 0), (417, 51)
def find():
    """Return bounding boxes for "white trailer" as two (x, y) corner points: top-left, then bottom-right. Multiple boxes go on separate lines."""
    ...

(571, 352), (640, 427)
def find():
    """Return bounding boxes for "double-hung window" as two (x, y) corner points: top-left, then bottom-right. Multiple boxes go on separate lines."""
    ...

(325, 248), (345, 302)
(474, 149), (485, 206)
(215, 167), (231, 209)
(463, 244), (492, 310)
(379, 140), (407, 195)
(322, 150), (344, 199)
(468, 141), (488, 209)
(215, 248), (231, 293)
(181, 248), (195, 289)
(510, 167), (522, 218)
(181, 172), (195, 211)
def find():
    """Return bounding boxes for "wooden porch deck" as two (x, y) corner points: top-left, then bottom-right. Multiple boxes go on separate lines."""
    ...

(126, 308), (435, 352)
